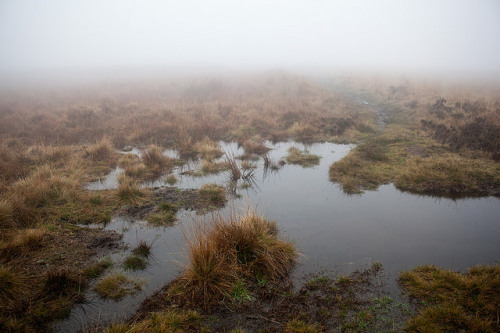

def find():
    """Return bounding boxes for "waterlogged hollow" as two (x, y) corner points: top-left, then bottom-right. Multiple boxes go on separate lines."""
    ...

(56, 141), (500, 331)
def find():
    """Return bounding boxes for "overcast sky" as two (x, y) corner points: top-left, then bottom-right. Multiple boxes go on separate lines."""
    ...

(1, 0), (499, 76)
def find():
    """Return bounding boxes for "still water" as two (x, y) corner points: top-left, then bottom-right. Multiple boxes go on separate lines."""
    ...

(55, 141), (500, 331)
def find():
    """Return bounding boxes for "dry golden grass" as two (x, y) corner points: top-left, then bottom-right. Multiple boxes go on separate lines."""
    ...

(85, 137), (115, 162)
(101, 309), (203, 333)
(142, 144), (172, 170)
(180, 212), (297, 306)
(194, 137), (223, 160)
(200, 159), (229, 174)
(116, 175), (148, 204)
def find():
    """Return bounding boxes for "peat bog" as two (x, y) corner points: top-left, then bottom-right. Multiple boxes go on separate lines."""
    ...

(0, 73), (499, 332)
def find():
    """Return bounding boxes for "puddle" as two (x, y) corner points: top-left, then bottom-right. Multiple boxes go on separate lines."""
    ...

(57, 141), (500, 331)
(85, 167), (124, 191)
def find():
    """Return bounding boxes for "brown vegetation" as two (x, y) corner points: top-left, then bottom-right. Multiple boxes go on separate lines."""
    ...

(329, 76), (500, 196)
(178, 212), (296, 307)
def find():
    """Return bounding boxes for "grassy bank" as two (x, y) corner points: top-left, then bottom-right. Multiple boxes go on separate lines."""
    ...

(328, 77), (500, 197)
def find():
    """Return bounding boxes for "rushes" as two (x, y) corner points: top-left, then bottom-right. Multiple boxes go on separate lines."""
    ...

(225, 152), (241, 181)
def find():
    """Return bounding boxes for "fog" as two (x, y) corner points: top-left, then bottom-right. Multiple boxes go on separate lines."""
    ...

(1, 0), (500, 80)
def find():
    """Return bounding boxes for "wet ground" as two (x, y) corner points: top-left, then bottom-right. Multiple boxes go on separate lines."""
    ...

(54, 141), (500, 331)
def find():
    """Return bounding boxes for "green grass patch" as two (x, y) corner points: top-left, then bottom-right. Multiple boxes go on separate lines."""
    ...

(231, 279), (255, 304)
(147, 202), (178, 226)
(82, 257), (112, 278)
(95, 273), (143, 301)
(399, 264), (500, 332)
(285, 319), (321, 333)
(198, 183), (226, 206)
(123, 255), (148, 271)
(286, 146), (321, 167)
(329, 123), (499, 196)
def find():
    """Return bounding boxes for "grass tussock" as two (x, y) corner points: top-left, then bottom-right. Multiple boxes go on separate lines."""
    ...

(194, 138), (223, 160)
(198, 184), (226, 206)
(123, 255), (148, 271)
(142, 144), (172, 172)
(123, 241), (152, 271)
(147, 202), (178, 226)
(82, 258), (113, 278)
(85, 137), (115, 162)
(200, 159), (229, 174)
(0, 228), (46, 259)
(180, 211), (297, 306)
(116, 175), (148, 204)
(44, 268), (86, 299)
(399, 264), (500, 332)
(95, 273), (143, 301)
(241, 137), (271, 155)
(286, 146), (321, 167)
(0, 265), (26, 309)
(165, 174), (177, 185)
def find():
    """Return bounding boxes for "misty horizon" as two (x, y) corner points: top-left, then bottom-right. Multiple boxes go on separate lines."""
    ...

(1, 0), (500, 82)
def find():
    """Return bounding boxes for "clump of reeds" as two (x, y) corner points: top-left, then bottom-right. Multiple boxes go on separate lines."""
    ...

(180, 211), (297, 306)
(224, 153), (241, 181)
(286, 146), (321, 167)
(85, 137), (115, 162)
(399, 264), (500, 332)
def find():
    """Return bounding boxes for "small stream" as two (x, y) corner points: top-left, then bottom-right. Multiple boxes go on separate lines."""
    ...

(55, 141), (500, 332)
